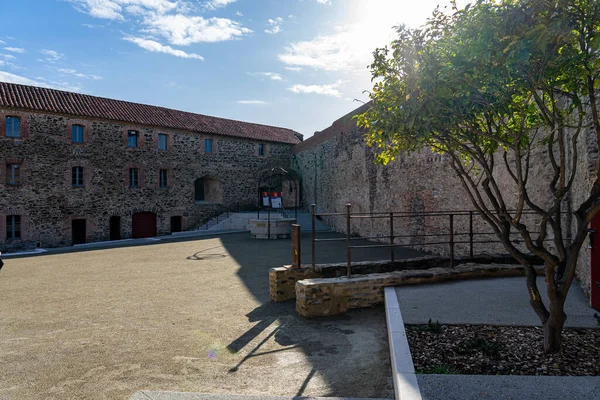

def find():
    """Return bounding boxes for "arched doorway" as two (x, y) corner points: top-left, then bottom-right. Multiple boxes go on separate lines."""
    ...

(132, 212), (157, 239)
(194, 176), (224, 204)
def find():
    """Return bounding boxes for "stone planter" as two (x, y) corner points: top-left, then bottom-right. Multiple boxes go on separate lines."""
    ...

(249, 218), (296, 239)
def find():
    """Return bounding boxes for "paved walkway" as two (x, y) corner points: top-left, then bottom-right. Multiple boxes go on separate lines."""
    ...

(417, 375), (600, 400)
(394, 276), (598, 327)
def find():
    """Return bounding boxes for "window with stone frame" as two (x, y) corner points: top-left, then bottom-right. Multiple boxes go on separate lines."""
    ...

(72, 125), (84, 143)
(129, 168), (139, 188)
(5, 116), (21, 138)
(204, 138), (213, 153)
(6, 215), (21, 240)
(158, 134), (168, 151)
(128, 130), (139, 148)
(72, 166), (84, 187)
(258, 143), (265, 157)
(6, 163), (21, 185)
(159, 169), (168, 188)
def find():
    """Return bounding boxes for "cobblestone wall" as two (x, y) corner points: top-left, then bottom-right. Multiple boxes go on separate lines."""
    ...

(293, 106), (597, 297)
(0, 109), (293, 250)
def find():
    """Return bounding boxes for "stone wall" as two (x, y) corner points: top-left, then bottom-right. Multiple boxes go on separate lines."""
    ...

(292, 105), (597, 297)
(0, 109), (293, 250)
(296, 263), (545, 318)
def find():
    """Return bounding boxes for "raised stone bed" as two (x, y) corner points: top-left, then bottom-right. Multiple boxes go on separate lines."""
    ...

(295, 263), (544, 318)
(270, 255), (539, 303)
(249, 218), (296, 239)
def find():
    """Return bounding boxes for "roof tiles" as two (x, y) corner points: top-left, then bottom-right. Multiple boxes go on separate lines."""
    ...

(0, 82), (302, 144)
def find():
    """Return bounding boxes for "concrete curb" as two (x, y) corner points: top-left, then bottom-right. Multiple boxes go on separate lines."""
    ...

(1, 248), (48, 258)
(384, 287), (422, 400)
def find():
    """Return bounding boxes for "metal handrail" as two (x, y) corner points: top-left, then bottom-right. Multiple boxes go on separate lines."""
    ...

(310, 204), (569, 277)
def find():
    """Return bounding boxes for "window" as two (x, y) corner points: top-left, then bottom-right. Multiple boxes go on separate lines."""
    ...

(6, 215), (21, 240)
(128, 130), (139, 148)
(6, 163), (21, 185)
(158, 134), (168, 151)
(258, 143), (265, 157)
(6, 116), (21, 138)
(159, 169), (168, 188)
(204, 138), (213, 153)
(72, 166), (84, 187)
(129, 168), (139, 188)
(72, 125), (84, 143)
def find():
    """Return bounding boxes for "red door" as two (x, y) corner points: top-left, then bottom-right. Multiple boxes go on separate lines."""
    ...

(132, 212), (157, 239)
(591, 213), (600, 311)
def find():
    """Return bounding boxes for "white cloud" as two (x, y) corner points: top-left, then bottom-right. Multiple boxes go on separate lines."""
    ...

(284, 66), (302, 71)
(279, 0), (462, 72)
(66, 0), (180, 20)
(0, 40), (5, 45)
(315, 0), (331, 4)
(265, 17), (283, 35)
(1, 54), (16, 60)
(0, 71), (80, 91)
(40, 49), (64, 62)
(55, 68), (103, 80)
(249, 72), (283, 81)
(235, 11), (243, 17)
(82, 23), (104, 28)
(4, 47), (26, 54)
(142, 14), (251, 45)
(124, 37), (204, 59)
(288, 80), (344, 97)
(237, 100), (268, 105)
(203, 0), (238, 10)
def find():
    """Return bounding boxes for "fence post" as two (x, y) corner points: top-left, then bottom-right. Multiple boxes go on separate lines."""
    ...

(291, 224), (301, 269)
(268, 208), (271, 240)
(449, 213), (455, 268)
(311, 204), (316, 269)
(390, 212), (395, 263)
(346, 203), (352, 277)
(469, 211), (474, 259)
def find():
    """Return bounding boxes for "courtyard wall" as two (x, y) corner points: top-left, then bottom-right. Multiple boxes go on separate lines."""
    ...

(292, 105), (597, 296)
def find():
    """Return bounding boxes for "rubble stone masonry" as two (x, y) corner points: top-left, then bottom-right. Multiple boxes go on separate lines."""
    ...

(0, 109), (293, 250)
(292, 105), (597, 297)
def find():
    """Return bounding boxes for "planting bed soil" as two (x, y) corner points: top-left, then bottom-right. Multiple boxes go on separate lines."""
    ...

(406, 323), (600, 376)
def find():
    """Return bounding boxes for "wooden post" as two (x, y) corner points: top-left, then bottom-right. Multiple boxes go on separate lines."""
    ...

(292, 224), (301, 269)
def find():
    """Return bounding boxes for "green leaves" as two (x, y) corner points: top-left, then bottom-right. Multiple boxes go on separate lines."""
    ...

(357, 0), (600, 170)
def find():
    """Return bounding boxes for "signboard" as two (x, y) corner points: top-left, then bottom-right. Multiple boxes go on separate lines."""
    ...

(270, 192), (283, 209)
(262, 192), (270, 207)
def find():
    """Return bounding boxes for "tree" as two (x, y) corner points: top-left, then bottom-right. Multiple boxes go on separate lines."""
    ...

(357, 0), (600, 353)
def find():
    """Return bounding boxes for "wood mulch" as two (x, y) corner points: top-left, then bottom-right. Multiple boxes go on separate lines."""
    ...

(406, 323), (600, 376)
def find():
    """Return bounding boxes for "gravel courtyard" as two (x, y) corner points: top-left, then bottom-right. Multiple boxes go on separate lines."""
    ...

(0, 233), (418, 400)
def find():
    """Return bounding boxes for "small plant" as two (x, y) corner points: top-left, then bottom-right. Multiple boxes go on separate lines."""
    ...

(426, 319), (442, 333)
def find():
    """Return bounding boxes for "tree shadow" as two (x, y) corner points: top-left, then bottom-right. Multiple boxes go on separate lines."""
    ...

(211, 231), (424, 398)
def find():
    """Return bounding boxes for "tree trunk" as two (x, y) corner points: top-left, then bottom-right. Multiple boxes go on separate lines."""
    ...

(543, 305), (566, 353)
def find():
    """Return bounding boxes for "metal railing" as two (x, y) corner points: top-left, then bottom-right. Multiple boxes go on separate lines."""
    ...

(310, 203), (562, 277)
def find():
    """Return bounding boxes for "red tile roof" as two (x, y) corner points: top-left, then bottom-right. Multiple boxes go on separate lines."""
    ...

(0, 82), (302, 144)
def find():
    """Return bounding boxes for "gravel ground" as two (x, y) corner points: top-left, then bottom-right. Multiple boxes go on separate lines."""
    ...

(0, 233), (407, 400)
(407, 324), (600, 376)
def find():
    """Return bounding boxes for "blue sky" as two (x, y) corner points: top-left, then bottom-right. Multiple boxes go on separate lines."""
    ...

(0, 0), (467, 137)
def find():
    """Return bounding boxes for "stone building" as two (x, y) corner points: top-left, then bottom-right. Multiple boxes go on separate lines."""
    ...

(0, 82), (301, 250)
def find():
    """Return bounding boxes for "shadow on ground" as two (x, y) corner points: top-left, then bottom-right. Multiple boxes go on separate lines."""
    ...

(211, 232), (425, 397)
